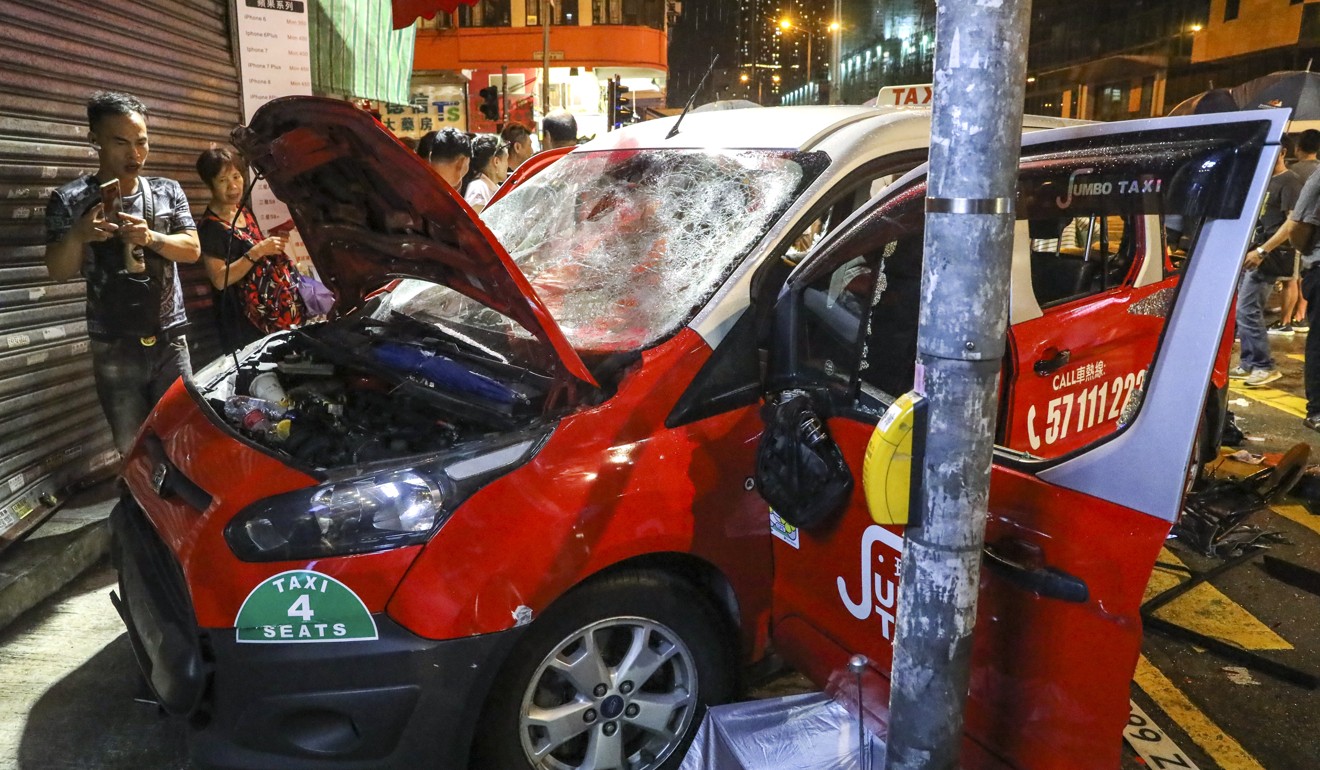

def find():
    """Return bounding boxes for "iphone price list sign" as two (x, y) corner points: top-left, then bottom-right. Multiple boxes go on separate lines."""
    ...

(233, 0), (313, 260)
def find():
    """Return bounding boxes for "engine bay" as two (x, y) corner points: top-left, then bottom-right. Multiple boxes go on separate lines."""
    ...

(198, 316), (559, 470)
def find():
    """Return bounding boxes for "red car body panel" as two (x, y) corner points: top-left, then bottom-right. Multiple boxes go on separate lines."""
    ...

(1003, 278), (1173, 457)
(387, 328), (776, 646)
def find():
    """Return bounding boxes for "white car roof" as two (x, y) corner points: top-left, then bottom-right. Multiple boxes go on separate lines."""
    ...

(578, 105), (1084, 153)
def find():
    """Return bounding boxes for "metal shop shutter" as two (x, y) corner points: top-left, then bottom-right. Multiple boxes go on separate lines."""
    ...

(0, 0), (243, 550)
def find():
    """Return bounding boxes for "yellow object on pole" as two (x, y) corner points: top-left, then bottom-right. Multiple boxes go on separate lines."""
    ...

(862, 391), (927, 526)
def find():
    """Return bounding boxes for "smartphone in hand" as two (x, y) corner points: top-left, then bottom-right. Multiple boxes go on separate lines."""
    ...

(99, 178), (122, 223)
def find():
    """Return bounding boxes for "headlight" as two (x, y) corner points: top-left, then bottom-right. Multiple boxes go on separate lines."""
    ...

(223, 434), (549, 562)
(225, 469), (450, 562)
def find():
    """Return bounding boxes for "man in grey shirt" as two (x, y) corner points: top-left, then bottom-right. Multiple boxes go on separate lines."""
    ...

(1293, 168), (1320, 429)
(44, 91), (200, 453)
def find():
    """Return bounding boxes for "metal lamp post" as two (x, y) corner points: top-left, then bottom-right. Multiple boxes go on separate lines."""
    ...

(780, 18), (826, 104)
(830, 0), (842, 104)
(541, 0), (552, 114)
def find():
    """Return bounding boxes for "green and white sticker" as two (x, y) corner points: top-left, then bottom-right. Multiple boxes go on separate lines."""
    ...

(234, 570), (378, 644)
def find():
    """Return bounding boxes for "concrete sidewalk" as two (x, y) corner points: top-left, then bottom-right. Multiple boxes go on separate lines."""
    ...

(0, 480), (117, 632)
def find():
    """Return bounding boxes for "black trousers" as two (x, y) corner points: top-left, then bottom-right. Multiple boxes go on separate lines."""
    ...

(1303, 268), (1320, 417)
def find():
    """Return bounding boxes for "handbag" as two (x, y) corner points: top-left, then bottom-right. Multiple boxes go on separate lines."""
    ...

(755, 389), (854, 530)
(297, 274), (335, 316)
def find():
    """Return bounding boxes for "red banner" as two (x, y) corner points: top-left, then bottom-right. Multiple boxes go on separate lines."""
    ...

(392, 0), (477, 29)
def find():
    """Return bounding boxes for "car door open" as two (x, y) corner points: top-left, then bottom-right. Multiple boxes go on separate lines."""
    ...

(756, 110), (1286, 770)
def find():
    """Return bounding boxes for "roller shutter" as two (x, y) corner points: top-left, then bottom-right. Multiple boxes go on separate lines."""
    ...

(0, 0), (242, 549)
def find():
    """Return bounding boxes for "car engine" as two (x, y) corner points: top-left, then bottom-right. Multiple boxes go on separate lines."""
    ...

(200, 317), (555, 470)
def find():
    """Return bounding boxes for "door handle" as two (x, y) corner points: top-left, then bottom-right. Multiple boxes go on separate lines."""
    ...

(1033, 348), (1071, 376)
(983, 543), (1089, 603)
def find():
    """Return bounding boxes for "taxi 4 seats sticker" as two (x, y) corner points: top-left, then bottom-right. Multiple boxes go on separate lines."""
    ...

(234, 570), (378, 644)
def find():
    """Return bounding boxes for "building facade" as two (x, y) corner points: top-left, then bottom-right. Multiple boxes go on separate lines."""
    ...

(413, 0), (674, 139)
(771, 0), (1319, 119)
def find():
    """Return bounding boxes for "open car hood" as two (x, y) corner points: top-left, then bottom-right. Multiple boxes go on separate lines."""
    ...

(232, 96), (597, 388)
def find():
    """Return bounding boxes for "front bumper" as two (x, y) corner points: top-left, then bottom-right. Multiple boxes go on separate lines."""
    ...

(111, 495), (525, 770)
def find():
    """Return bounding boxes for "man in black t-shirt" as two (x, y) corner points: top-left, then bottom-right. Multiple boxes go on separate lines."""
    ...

(44, 91), (200, 454)
(1237, 152), (1301, 387)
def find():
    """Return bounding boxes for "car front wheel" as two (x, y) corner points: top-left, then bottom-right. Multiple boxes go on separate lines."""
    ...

(474, 571), (736, 770)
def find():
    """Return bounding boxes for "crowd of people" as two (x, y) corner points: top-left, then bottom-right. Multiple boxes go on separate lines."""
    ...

(414, 107), (578, 210)
(1235, 130), (1320, 418)
(41, 91), (584, 455)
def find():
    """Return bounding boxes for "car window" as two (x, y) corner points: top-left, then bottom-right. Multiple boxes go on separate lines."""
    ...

(782, 161), (924, 266)
(1026, 213), (1139, 307)
(782, 118), (1274, 469)
(787, 151), (1221, 459)
(468, 148), (827, 353)
(790, 189), (925, 403)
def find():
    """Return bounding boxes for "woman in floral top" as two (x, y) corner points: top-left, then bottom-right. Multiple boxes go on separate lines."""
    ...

(195, 148), (305, 350)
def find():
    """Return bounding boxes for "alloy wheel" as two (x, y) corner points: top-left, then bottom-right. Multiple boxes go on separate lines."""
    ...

(517, 616), (699, 770)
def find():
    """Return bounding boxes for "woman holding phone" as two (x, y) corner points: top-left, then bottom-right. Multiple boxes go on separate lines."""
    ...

(195, 147), (305, 350)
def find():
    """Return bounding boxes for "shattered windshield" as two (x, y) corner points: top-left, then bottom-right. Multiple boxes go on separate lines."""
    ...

(376, 149), (821, 355)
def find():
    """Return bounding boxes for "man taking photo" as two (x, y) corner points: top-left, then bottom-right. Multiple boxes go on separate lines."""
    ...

(44, 91), (200, 454)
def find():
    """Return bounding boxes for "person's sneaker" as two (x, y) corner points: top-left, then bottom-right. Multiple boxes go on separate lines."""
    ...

(1229, 365), (1252, 379)
(1244, 368), (1283, 387)
(1305, 415), (1320, 432)
(1294, 322), (1309, 333)
(1268, 322), (1295, 336)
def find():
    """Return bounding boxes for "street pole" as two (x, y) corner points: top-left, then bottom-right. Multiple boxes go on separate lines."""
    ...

(882, 0), (1032, 769)
(806, 32), (812, 98)
(541, 0), (551, 115)
(501, 64), (508, 126)
(830, 0), (841, 104)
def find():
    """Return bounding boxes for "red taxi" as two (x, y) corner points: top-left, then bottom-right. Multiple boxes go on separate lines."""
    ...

(109, 97), (1282, 770)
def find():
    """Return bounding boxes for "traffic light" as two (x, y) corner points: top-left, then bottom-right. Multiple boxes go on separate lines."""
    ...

(607, 78), (632, 130)
(478, 86), (500, 121)
(615, 84), (632, 125)
(606, 79), (618, 130)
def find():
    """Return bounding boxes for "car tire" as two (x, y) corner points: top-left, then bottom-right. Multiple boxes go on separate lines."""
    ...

(472, 570), (737, 770)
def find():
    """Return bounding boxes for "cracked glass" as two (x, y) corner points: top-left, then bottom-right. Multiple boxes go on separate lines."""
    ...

(377, 148), (821, 356)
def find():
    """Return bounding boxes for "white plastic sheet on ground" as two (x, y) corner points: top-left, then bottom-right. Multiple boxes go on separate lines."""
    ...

(678, 692), (885, 770)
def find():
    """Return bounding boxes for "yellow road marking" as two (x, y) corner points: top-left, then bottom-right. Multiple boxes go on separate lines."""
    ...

(1272, 502), (1320, 538)
(1134, 655), (1268, 770)
(1144, 549), (1292, 650)
(1287, 353), (1304, 363)
(1229, 385), (1308, 418)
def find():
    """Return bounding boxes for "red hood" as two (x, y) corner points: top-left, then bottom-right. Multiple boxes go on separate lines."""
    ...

(231, 96), (597, 388)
